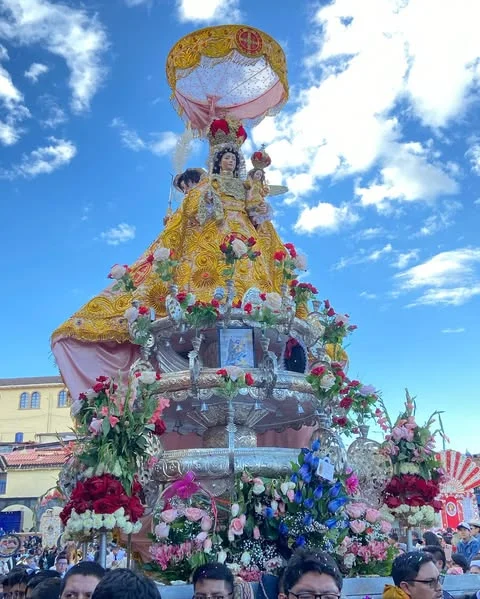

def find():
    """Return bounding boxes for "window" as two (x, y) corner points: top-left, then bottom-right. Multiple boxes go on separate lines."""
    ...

(0, 474), (6, 495)
(31, 391), (41, 409)
(19, 392), (30, 409)
(14, 433), (24, 443)
(58, 390), (68, 408)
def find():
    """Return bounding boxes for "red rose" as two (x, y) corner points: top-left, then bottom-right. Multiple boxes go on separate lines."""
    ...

(216, 368), (228, 377)
(310, 366), (325, 377)
(220, 243), (228, 252)
(385, 496), (401, 508)
(71, 481), (87, 501)
(244, 302), (253, 314)
(326, 308), (335, 317)
(274, 250), (286, 261)
(154, 418), (166, 435)
(132, 478), (143, 496)
(59, 503), (73, 525)
(211, 299), (220, 308)
(247, 237), (256, 246)
(324, 299), (330, 309)
(349, 380), (360, 387)
(339, 396), (353, 410)
(290, 279), (298, 287)
(333, 416), (347, 427)
(138, 306), (149, 315)
(245, 373), (254, 386)
(92, 497), (119, 514)
(92, 382), (105, 393)
(176, 292), (187, 303)
(236, 124), (247, 142)
(146, 254), (154, 264)
(259, 293), (266, 300)
(284, 242), (297, 258)
(127, 496), (145, 522)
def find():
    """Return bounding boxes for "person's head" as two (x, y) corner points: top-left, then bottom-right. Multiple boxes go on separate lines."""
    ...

(422, 547), (446, 571)
(457, 522), (472, 541)
(60, 562), (105, 599)
(26, 572), (61, 599)
(469, 521), (480, 536)
(422, 532), (440, 547)
(91, 569), (159, 599)
(451, 553), (469, 573)
(280, 548), (343, 599)
(4, 569), (29, 599)
(248, 168), (265, 182)
(31, 578), (62, 599)
(212, 148), (240, 177)
(389, 533), (399, 545)
(391, 552), (442, 599)
(470, 558), (480, 574)
(54, 554), (69, 575)
(175, 169), (203, 194)
(192, 563), (233, 599)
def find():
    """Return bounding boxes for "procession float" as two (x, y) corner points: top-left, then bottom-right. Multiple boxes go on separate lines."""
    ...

(51, 25), (452, 581)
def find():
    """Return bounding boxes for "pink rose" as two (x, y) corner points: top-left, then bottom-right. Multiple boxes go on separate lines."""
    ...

(196, 531), (208, 542)
(350, 519), (367, 534)
(185, 507), (204, 522)
(230, 515), (246, 536)
(109, 415), (119, 428)
(201, 515), (213, 531)
(365, 508), (380, 523)
(89, 417), (103, 435)
(380, 519), (392, 534)
(160, 509), (178, 523)
(203, 537), (212, 552)
(346, 503), (366, 519)
(286, 489), (295, 501)
(154, 522), (170, 538)
(253, 526), (261, 540)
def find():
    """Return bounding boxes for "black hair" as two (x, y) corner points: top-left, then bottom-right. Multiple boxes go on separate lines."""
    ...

(31, 578), (61, 599)
(192, 563), (234, 594)
(27, 571), (61, 592)
(55, 553), (68, 563)
(389, 533), (399, 542)
(5, 569), (29, 589)
(423, 532), (441, 546)
(91, 569), (159, 599)
(212, 148), (240, 177)
(423, 546), (446, 569)
(451, 553), (469, 573)
(60, 562), (105, 596)
(283, 548), (343, 593)
(391, 551), (434, 586)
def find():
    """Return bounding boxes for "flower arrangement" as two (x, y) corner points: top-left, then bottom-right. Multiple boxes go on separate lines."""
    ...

(289, 280), (318, 307)
(379, 391), (445, 524)
(216, 366), (254, 398)
(319, 299), (357, 345)
(335, 502), (397, 576)
(220, 234), (260, 278)
(305, 362), (346, 413)
(148, 246), (178, 282)
(243, 291), (283, 326)
(184, 299), (221, 329)
(60, 474), (144, 538)
(274, 243), (306, 286)
(336, 381), (380, 435)
(108, 264), (137, 292)
(124, 304), (152, 345)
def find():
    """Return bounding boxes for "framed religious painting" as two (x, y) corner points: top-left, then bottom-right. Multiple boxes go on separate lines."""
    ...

(218, 327), (256, 368)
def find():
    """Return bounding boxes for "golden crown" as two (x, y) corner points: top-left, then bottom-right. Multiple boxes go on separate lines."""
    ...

(207, 118), (247, 148)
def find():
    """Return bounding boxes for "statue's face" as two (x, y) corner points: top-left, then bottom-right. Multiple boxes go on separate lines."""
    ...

(220, 152), (237, 172)
(253, 169), (263, 180)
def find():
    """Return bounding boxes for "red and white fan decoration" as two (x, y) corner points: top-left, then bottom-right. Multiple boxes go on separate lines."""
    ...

(437, 450), (480, 528)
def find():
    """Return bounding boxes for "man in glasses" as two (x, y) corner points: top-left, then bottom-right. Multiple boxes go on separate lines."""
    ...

(384, 552), (443, 599)
(192, 564), (234, 599)
(279, 548), (343, 599)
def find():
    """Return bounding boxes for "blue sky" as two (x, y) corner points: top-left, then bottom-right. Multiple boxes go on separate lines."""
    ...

(1, 0), (479, 452)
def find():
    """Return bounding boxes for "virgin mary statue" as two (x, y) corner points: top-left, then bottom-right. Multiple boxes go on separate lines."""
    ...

(52, 118), (313, 449)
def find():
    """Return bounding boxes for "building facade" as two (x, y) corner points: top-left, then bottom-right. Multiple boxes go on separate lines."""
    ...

(0, 376), (72, 443)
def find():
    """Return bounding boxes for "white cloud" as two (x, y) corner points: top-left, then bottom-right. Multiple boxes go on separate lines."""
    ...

(0, 0), (108, 112)
(0, 137), (76, 178)
(392, 250), (419, 270)
(475, 198), (480, 206)
(369, 244), (393, 262)
(38, 95), (68, 128)
(441, 327), (465, 334)
(396, 248), (480, 306)
(294, 202), (359, 234)
(360, 291), (377, 300)
(0, 43), (30, 145)
(111, 118), (177, 156)
(466, 143), (480, 174)
(354, 227), (386, 241)
(415, 200), (462, 237)
(333, 243), (393, 270)
(24, 62), (48, 83)
(124, 0), (150, 5)
(176, 0), (241, 22)
(100, 223), (136, 246)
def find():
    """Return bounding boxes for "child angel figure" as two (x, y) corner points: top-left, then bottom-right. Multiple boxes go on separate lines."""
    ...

(245, 167), (273, 226)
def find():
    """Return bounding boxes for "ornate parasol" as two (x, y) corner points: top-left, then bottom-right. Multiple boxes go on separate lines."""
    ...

(166, 25), (289, 134)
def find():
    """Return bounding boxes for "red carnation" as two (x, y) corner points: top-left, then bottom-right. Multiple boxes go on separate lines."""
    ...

(92, 382), (105, 393)
(176, 291), (187, 303)
(245, 373), (254, 386)
(385, 496), (402, 508)
(211, 299), (220, 308)
(339, 396), (353, 410)
(274, 250), (286, 261)
(247, 237), (256, 246)
(333, 416), (347, 427)
(290, 279), (299, 287)
(210, 119), (230, 136)
(327, 307), (335, 317)
(217, 368), (228, 377)
(154, 418), (166, 436)
(138, 306), (149, 315)
(236, 125), (247, 142)
(260, 293), (266, 301)
(92, 497), (119, 514)
(244, 302), (253, 314)
(127, 496), (145, 522)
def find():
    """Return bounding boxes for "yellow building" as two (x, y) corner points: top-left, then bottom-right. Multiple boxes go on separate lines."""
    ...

(0, 376), (73, 443)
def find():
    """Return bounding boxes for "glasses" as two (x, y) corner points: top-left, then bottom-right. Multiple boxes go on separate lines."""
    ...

(288, 592), (341, 599)
(405, 576), (444, 589)
(193, 593), (233, 599)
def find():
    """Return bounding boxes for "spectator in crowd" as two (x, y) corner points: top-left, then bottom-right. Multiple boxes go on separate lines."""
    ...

(192, 564), (234, 599)
(383, 551), (443, 599)
(3, 568), (29, 599)
(469, 556), (480, 574)
(423, 533), (441, 547)
(456, 522), (480, 562)
(469, 521), (480, 541)
(60, 561), (105, 599)
(422, 546), (446, 573)
(50, 554), (69, 578)
(279, 548), (342, 599)
(26, 571), (61, 599)
(91, 569), (160, 599)
(450, 554), (469, 574)
(31, 578), (62, 599)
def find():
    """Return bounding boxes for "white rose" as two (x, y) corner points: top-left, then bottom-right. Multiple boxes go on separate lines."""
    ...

(124, 307), (139, 323)
(103, 515), (116, 529)
(153, 247), (170, 261)
(264, 292), (282, 311)
(231, 503), (240, 517)
(344, 553), (356, 569)
(334, 313), (349, 326)
(123, 521), (134, 534)
(231, 238), (248, 258)
(252, 481), (266, 495)
(240, 551), (251, 566)
(109, 264), (127, 280)
(293, 254), (307, 270)
(280, 482), (289, 495)
(70, 399), (84, 417)
(320, 373), (336, 390)
(155, 522), (170, 538)
(85, 388), (98, 400)
(225, 365), (243, 381)
(139, 370), (157, 385)
(217, 550), (227, 564)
